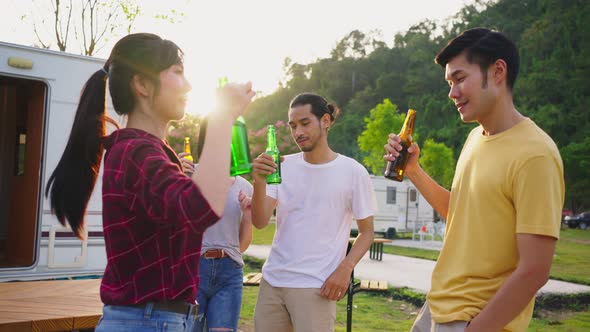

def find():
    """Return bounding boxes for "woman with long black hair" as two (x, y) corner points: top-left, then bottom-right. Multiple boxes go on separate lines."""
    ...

(45, 33), (255, 331)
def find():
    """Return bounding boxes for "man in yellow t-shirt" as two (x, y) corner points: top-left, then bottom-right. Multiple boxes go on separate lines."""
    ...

(384, 28), (564, 332)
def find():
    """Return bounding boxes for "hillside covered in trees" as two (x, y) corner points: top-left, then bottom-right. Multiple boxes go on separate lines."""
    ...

(241, 0), (590, 211)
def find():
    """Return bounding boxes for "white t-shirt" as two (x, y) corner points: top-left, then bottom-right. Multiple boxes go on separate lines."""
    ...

(201, 176), (253, 266)
(263, 152), (377, 288)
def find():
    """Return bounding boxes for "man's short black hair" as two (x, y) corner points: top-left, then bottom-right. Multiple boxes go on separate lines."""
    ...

(435, 28), (520, 90)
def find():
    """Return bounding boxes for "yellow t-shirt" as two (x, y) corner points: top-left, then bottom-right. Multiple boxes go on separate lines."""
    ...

(428, 118), (565, 332)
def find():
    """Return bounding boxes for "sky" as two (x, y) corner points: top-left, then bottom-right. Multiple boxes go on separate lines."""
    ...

(0, 0), (476, 114)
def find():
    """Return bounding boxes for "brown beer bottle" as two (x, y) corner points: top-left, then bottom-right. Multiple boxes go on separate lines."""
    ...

(184, 137), (194, 163)
(384, 109), (416, 182)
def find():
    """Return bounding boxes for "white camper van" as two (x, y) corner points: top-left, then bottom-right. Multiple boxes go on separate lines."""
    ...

(0, 42), (119, 282)
(351, 175), (436, 239)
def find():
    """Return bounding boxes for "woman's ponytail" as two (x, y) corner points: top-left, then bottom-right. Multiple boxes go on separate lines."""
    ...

(45, 68), (112, 239)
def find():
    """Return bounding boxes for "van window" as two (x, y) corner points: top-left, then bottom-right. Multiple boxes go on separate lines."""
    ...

(409, 188), (417, 202)
(386, 187), (396, 204)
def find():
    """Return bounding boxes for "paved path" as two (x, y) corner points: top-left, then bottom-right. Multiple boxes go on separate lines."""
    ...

(244, 244), (590, 295)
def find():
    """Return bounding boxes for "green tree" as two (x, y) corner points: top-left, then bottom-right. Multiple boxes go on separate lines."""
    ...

(244, 0), (590, 209)
(358, 99), (405, 174)
(419, 139), (456, 189)
(25, 0), (141, 55)
(330, 29), (386, 60)
(329, 85), (377, 159)
(561, 136), (590, 212)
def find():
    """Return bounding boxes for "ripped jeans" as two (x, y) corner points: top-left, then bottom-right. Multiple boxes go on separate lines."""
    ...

(194, 256), (243, 332)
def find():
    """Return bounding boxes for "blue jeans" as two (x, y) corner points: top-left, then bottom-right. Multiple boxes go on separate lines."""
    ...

(194, 256), (243, 332)
(95, 303), (197, 331)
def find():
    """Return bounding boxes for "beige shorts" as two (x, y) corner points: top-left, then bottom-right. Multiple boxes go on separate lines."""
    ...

(411, 302), (469, 332)
(254, 278), (337, 332)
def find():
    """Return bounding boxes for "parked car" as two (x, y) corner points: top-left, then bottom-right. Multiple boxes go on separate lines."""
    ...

(564, 211), (590, 229)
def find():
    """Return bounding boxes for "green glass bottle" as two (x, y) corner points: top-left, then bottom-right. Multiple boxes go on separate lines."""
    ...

(219, 76), (253, 176)
(230, 116), (253, 176)
(265, 125), (281, 184)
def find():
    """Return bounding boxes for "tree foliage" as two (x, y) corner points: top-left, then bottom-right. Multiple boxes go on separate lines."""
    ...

(420, 139), (456, 189)
(245, 0), (590, 211)
(24, 0), (177, 56)
(358, 99), (405, 174)
(560, 135), (590, 212)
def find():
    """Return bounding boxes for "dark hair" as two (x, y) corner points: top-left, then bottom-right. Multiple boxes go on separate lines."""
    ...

(45, 33), (183, 239)
(435, 28), (520, 90)
(289, 93), (340, 124)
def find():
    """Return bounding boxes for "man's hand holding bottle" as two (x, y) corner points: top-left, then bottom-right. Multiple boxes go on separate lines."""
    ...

(384, 134), (420, 178)
(251, 153), (283, 184)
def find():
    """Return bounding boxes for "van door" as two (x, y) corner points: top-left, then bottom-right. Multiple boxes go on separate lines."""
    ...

(406, 187), (420, 231)
(0, 75), (47, 268)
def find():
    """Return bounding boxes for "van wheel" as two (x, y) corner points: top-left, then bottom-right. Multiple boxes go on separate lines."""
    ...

(386, 228), (397, 239)
(580, 222), (588, 230)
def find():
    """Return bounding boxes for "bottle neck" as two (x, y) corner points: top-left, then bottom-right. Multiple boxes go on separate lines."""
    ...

(183, 137), (190, 151)
(399, 113), (416, 141)
(267, 129), (278, 150)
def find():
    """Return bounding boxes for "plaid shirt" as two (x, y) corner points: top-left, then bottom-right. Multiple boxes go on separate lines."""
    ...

(100, 128), (219, 305)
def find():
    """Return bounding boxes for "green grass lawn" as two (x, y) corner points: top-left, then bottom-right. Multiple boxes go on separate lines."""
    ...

(239, 287), (417, 331)
(382, 228), (590, 286)
(251, 221), (277, 245)
(551, 228), (590, 285)
(239, 271), (590, 331)
(244, 225), (590, 330)
(528, 310), (590, 331)
(382, 245), (440, 261)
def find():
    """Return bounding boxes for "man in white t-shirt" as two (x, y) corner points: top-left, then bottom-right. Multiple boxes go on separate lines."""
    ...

(251, 93), (377, 331)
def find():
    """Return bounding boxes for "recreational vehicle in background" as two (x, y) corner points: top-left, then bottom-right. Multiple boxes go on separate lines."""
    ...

(0, 42), (120, 282)
(351, 175), (436, 239)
